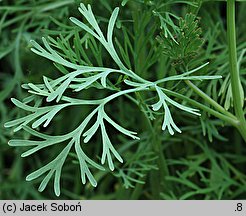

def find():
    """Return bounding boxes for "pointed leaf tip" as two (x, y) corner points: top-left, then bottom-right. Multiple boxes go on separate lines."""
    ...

(114, 7), (119, 13)
(55, 189), (60, 197)
(26, 175), (32, 181)
(92, 181), (97, 187)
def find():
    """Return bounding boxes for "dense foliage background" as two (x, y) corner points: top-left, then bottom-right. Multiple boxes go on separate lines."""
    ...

(0, 0), (246, 199)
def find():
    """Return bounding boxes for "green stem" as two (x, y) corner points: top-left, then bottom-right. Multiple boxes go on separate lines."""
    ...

(184, 80), (236, 120)
(130, 177), (146, 199)
(125, 94), (170, 199)
(150, 121), (170, 199)
(227, 0), (246, 142)
(162, 88), (239, 127)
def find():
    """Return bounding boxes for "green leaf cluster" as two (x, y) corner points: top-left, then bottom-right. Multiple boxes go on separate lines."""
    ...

(157, 13), (204, 65)
(4, 3), (220, 195)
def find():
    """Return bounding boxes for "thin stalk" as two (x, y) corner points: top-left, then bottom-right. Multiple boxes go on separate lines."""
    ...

(150, 121), (170, 199)
(162, 88), (239, 127)
(227, 0), (246, 142)
(130, 175), (146, 199)
(125, 94), (170, 199)
(184, 80), (236, 119)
